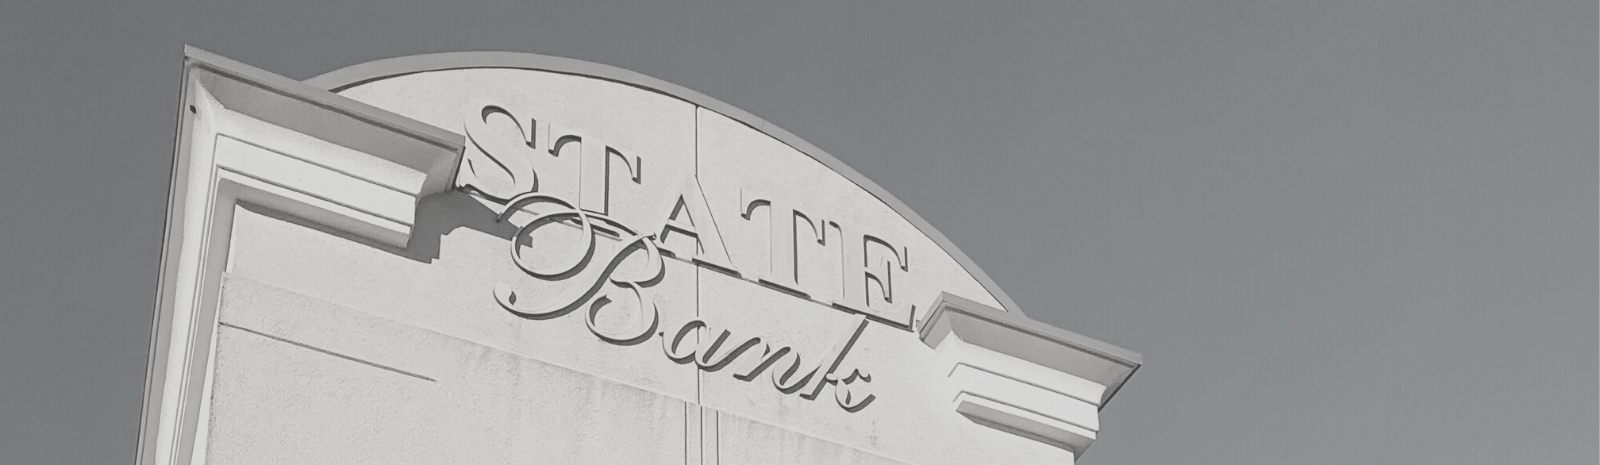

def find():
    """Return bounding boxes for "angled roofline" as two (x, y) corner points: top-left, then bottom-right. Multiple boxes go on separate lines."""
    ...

(305, 51), (1035, 318)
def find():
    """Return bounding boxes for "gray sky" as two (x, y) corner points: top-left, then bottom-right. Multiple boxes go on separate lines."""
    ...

(1, 1), (1593, 464)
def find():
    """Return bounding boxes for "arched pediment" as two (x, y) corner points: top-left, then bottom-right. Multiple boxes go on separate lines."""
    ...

(308, 51), (1025, 327)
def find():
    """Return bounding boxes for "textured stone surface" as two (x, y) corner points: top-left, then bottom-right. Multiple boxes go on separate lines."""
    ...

(226, 200), (701, 402)
(716, 413), (908, 465)
(207, 275), (688, 465)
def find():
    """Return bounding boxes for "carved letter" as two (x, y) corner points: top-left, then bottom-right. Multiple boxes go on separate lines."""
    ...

(566, 134), (640, 216)
(769, 351), (818, 394)
(730, 344), (793, 381)
(655, 176), (738, 273)
(585, 280), (660, 346)
(461, 104), (547, 201)
(829, 368), (875, 412)
(662, 320), (707, 363)
(491, 193), (665, 325)
(828, 223), (913, 323)
(695, 330), (764, 372)
(797, 315), (869, 400)
(742, 189), (824, 295)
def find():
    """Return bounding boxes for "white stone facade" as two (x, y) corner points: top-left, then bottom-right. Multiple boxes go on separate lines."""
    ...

(137, 47), (1141, 465)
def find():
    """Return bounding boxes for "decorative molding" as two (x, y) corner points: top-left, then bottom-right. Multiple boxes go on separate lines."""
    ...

(918, 292), (1142, 455)
(135, 47), (462, 465)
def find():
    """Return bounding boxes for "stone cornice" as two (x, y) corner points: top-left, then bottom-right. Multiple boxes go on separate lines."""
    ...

(179, 46), (463, 246)
(136, 47), (462, 465)
(918, 292), (1141, 455)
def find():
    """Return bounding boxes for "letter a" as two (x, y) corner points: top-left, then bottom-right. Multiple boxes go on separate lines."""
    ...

(655, 176), (738, 274)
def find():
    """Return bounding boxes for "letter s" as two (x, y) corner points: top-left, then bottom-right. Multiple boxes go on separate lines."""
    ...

(461, 104), (538, 201)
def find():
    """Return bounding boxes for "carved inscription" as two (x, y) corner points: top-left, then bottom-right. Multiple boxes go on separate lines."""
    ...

(462, 104), (919, 327)
(492, 192), (876, 411)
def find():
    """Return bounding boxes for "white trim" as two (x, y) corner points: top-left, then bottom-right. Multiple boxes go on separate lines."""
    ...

(920, 292), (1142, 456)
(135, 51), (461, 465)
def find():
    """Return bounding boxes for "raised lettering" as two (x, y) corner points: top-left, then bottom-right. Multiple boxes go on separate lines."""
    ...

(796, 315), (869, 400)
(461, 104), (548, 201)
(492, 193), (663, 325)
(565, 133), (640, 216)
(655, 176), (738, 273)
(828, 222), (913, 324)
(742, 189), (824, 296)
(830, 368), (875, 411)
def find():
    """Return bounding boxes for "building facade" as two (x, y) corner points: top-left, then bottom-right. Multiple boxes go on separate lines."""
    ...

(137, 47), (1141, 465)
